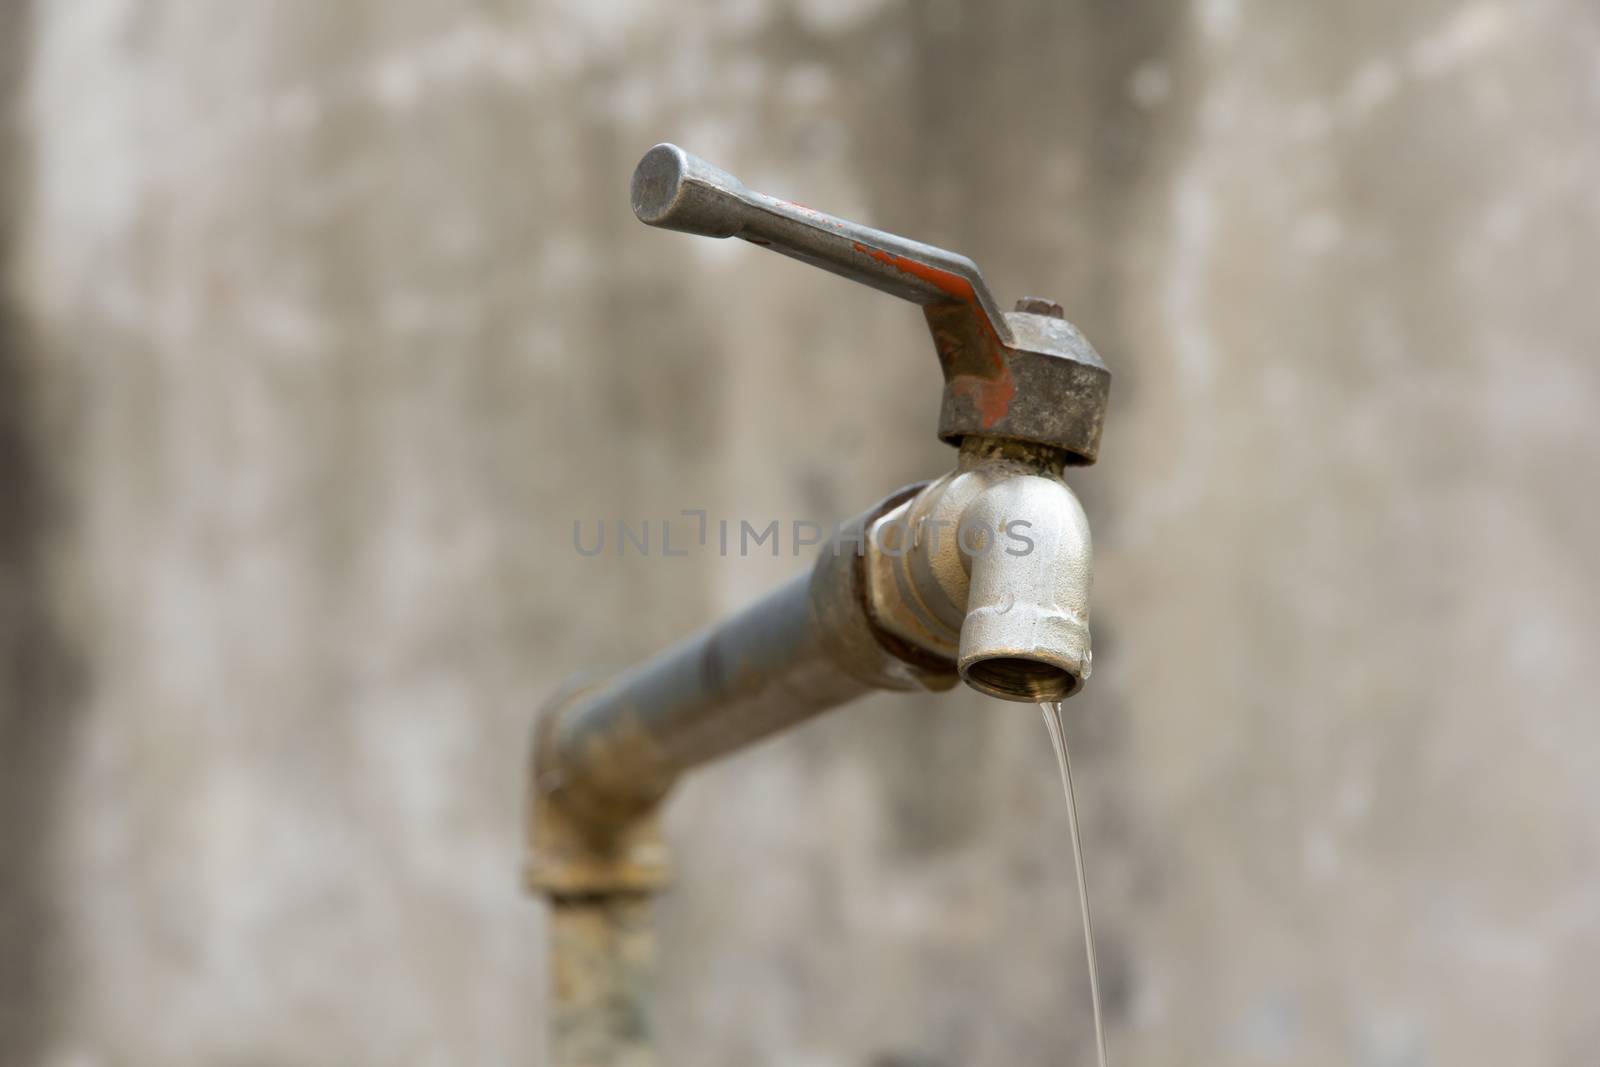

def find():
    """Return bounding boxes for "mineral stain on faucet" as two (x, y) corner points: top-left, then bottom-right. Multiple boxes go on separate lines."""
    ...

(527, 143), (1113, 1065)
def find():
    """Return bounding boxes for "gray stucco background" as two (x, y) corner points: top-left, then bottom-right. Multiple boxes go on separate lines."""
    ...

(2, 0), (1598, 1064)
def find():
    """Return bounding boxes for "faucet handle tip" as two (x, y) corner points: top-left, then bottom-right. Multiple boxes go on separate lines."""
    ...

(631, 143), (748, 238)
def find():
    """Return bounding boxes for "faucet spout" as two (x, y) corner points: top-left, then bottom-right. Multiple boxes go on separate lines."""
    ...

(958, 474), (1092, 701)
(861, 438), (1093, 705)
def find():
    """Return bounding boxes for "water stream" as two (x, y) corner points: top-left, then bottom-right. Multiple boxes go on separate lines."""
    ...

(1040, 700), (1109, 1067)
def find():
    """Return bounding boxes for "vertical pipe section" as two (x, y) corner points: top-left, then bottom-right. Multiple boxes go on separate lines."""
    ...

(549, 898), (656, 1067)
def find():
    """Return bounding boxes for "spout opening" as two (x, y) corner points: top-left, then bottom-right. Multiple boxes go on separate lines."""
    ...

(961, 656), (1079, 703)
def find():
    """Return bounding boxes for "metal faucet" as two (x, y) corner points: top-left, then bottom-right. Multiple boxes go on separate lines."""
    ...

(527, 144), (1111, 1065)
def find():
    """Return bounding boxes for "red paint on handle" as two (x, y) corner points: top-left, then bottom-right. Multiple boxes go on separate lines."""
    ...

(851, 242), (977, 304)
(851, 241), (1018, 428)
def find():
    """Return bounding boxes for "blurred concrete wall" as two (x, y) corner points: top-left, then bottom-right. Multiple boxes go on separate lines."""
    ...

(3, 1), (1598, 1065)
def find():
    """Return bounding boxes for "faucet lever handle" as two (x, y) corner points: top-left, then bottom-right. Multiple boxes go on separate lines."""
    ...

(630, 143), (1013, 346)
(630, 143), (1110, 465)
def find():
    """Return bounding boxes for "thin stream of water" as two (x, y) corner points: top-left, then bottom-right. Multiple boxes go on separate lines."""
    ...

(1041, 700), (1109, 1067)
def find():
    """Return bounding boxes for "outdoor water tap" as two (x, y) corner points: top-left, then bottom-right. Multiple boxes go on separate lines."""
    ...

(632, 143), (1110, 701)
(529, 145), (1113, 1066)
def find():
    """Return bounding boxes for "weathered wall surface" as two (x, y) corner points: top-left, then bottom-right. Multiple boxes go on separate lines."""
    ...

(3, 1), (1598, 1065)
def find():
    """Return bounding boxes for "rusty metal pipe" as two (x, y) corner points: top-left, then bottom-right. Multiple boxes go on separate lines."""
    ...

(532, 493), (937, 841)
(528, 499), (935, 1067)
(541, 572), (860, 826)
(547, 898), (655, 1067)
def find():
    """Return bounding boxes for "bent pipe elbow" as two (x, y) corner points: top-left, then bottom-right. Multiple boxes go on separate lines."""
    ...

(957, 475), (1092, 703)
